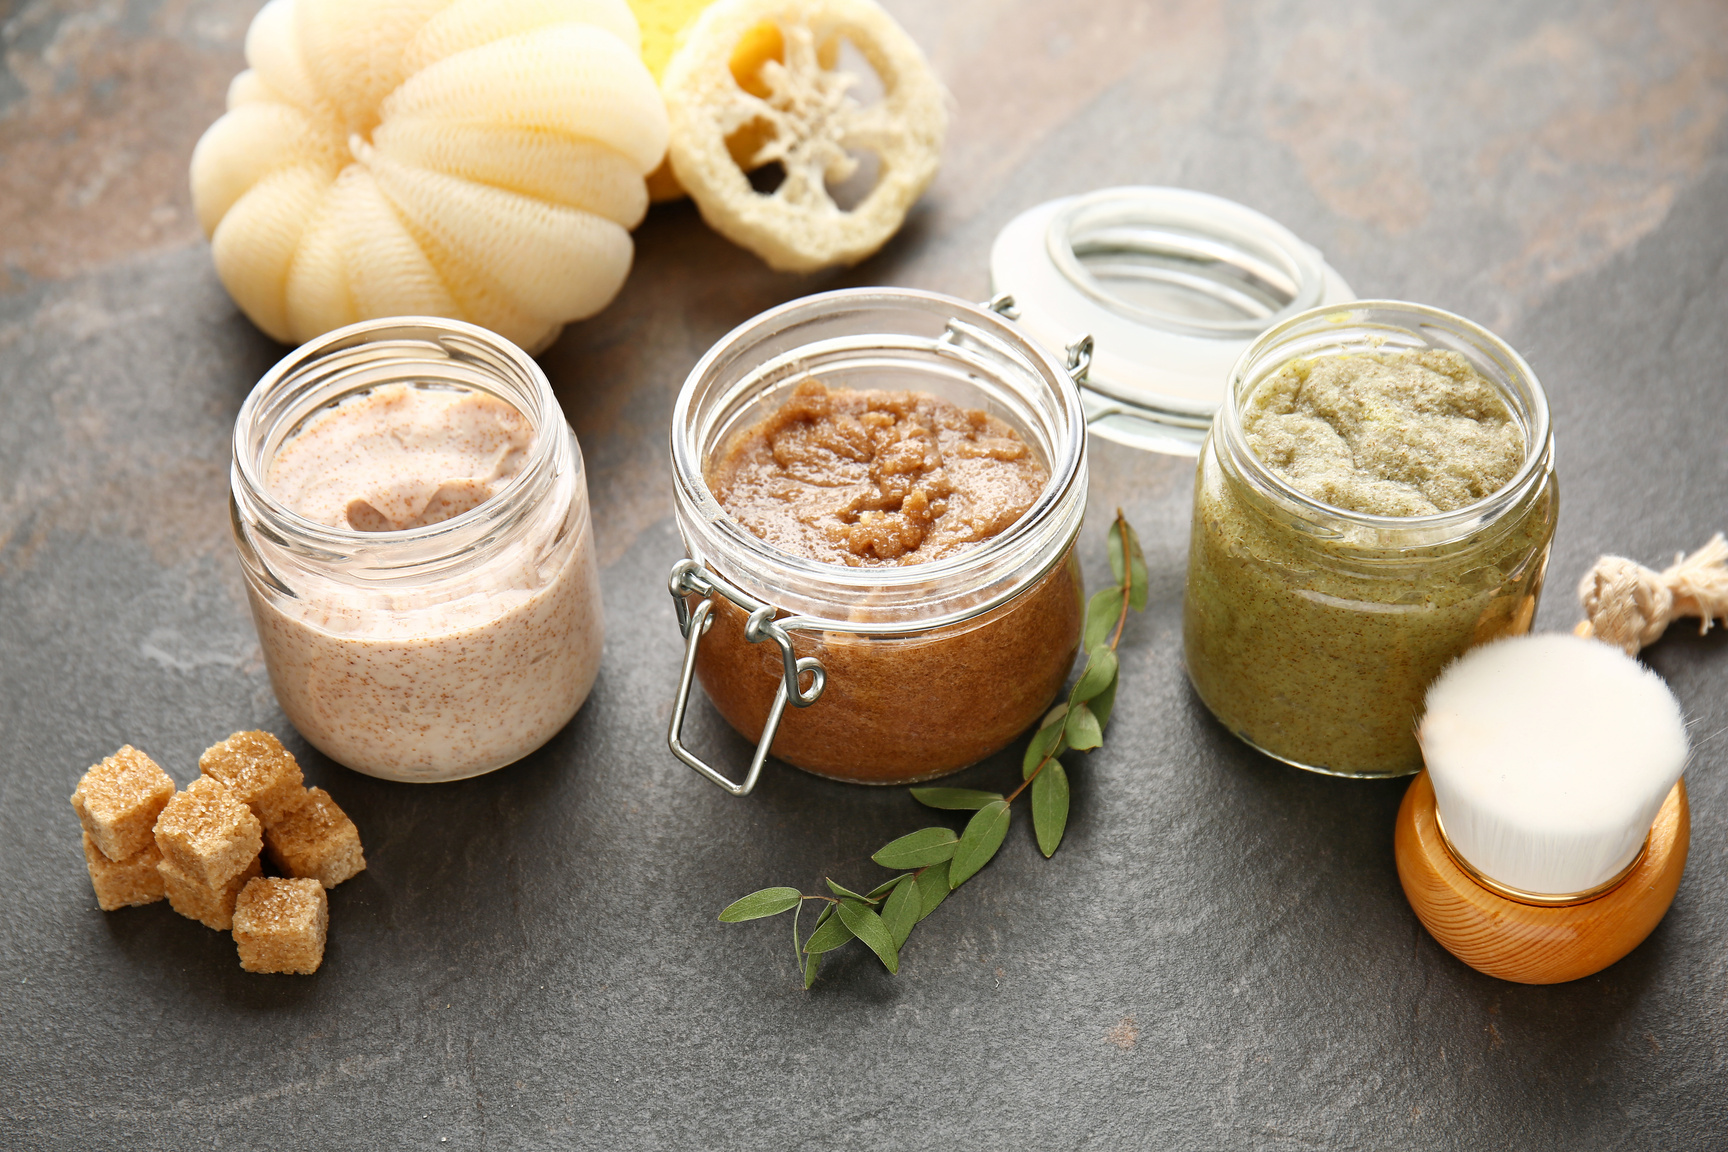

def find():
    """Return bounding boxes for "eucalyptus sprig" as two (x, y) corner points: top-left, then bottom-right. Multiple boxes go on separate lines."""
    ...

(719, 511), (1148, 987)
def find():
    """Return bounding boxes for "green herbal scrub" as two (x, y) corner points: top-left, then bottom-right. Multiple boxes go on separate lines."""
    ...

(1242, 351), (1523, 517)
(1183, 346), (1557, 776)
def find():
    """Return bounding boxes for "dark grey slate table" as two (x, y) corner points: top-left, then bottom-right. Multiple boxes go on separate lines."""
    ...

(3, 1), (1726, 1148)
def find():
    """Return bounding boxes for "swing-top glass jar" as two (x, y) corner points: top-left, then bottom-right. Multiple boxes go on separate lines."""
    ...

(667, 289), (1089, 792)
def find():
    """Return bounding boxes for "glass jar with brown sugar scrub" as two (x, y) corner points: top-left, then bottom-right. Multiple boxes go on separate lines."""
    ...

(231, 318), (603, 783)
(1183, 301), (1557, 778)
(667, 289), (1089, 792)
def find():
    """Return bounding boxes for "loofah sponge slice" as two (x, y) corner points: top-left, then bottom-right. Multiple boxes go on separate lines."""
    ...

(631, 0), (813, 202)
(662, 0), (945, 272)
(191, 0), (670, 353)
(1419, 633), (1689, 896)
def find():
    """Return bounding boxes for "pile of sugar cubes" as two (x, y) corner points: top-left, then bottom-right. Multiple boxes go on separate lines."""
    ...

(70, 732), (365, 974)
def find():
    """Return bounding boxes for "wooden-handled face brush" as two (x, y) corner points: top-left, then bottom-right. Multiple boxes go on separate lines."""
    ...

(1395, 633), (1690, 984)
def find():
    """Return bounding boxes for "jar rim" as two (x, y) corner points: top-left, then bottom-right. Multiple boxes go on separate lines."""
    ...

(671, 287), (1088, 632)
(232, 316), (561, 553)
(1216, 299), (1554, 535)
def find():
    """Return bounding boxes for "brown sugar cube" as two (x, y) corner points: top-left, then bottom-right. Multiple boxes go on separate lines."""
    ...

(153, 776), (262, 890)
(81, 832), (165, 911)
(159, 853), (261, 931)
(70, 746), (176, 862)
(198, 730), (305, 825)
(265, 787), (365, 889)
(232, 877), (327, 974)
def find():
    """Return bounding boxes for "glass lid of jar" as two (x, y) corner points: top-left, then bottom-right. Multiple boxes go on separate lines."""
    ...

(990, 186), (1355, 456)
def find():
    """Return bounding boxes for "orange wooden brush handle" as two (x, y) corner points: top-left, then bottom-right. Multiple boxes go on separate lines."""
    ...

(1395, 772), (1688, 984)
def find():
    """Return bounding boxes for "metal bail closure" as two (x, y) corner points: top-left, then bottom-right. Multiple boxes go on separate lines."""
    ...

(665, 558), (826, 796)
(984, 292), (1095, 387)
(981, 295), (1099, 390)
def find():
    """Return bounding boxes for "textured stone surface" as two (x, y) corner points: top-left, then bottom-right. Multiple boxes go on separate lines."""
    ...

(2, 1), (1727, 1148)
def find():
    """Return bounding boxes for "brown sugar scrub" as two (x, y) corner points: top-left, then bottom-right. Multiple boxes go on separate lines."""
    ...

(708, 380), (1049, 565)
(1183, 305), (1558, 778)
(696, 380), (1084, 783)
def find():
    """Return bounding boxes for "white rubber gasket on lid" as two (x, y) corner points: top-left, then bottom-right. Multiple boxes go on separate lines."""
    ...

(990, 186), (1355, 456)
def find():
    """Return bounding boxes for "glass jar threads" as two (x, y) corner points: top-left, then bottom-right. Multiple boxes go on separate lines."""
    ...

(667, 289), (1089, 792)
(1182, 301), (1558, 778)
(230, 318), (603, 783)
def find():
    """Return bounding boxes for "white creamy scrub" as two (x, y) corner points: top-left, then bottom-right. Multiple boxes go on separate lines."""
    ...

(268, 384), (532, 532)
(248, 381), (601, 782)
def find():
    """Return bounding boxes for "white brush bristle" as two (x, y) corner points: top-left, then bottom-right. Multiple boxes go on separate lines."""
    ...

(1419, 633), (1688, 895)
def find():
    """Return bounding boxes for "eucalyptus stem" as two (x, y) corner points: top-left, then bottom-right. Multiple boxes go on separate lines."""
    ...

(1111, 527), (1134, 649)
(718, 510), (1148, 986)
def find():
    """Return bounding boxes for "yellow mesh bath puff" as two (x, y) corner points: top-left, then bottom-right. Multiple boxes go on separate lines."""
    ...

(190, 0), (670, 352)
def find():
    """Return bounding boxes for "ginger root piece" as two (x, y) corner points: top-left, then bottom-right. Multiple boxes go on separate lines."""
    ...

(70, 746), (176, 863)
(663, 0), (945, 271)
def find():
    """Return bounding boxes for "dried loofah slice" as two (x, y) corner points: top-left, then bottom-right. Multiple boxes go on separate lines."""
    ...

(632, 0), (818, 201)
(191, 0), (669, 352)
(1419, 633), (1689, 897)
(662, 0), (945, 271)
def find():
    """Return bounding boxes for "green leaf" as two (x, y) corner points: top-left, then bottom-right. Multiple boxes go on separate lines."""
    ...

(910, 787), (1003, 810)
(1084, 587), (1122, 653)
(1065, 700), (1103, 750)
(864, 874), (910, 900)
(1107, 517), (1128, 587)
(1108, 516), (1148, 611)
(799, 903), (831, 985)
(915, 861), (951, 921)
(1070, 646), (1118, 704)
(1023, 712), (1068, 780)
(836, 899), (899, 974)
(949, 800), (1012, 889)
(825, 878), (873, 903)
(1088, 671), (1119, 732)
(1031, 758), (1071, 858)
(803, 948), (822, 988)
(803, 906), (855, 953)
(718, 887), (803, 922)
(880, 873), (920, 947)
(791, 899), (805, 972)
(872, 827), (960, 869)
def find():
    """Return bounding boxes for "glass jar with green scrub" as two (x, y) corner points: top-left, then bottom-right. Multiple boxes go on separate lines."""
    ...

(1182, 301), (1557, 778)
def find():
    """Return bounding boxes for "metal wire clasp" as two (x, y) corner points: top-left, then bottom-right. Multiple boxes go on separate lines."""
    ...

(982, 293), (1092, 384)
(665, 558), (826, 796)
